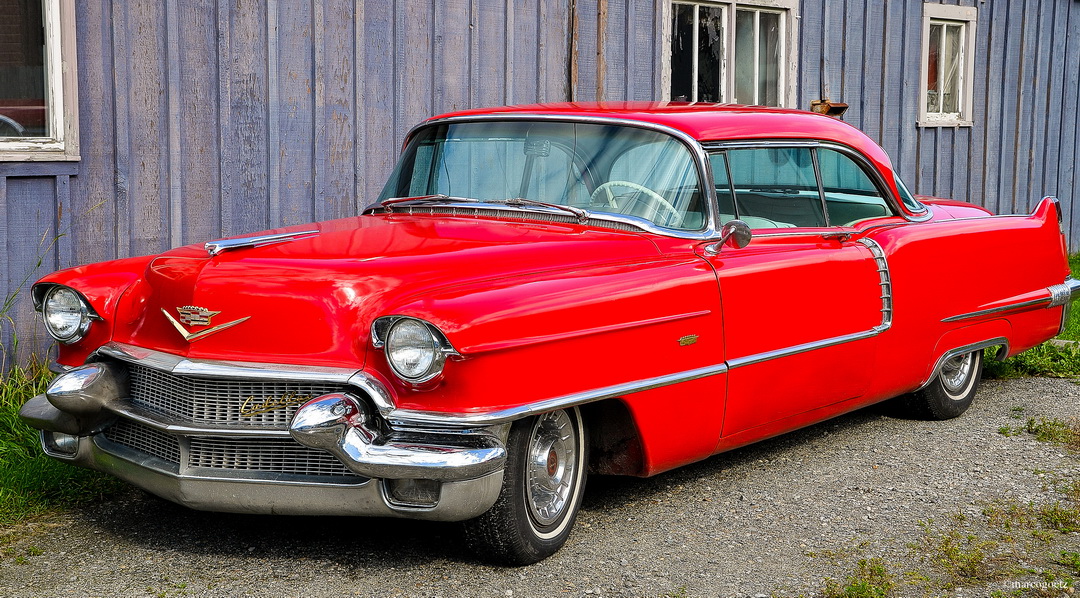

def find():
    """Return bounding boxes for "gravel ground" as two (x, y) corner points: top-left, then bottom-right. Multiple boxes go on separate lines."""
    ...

(1, 377), (1078, 598)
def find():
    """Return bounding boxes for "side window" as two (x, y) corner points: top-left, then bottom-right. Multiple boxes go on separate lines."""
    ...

(817, 148), (891, 226)
(710, 146), (896, 229)
(724, 147), (824, 227)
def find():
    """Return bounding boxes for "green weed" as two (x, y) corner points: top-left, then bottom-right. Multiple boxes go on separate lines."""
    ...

(0, 362), (122, 527)
(822, 558), (894, 598)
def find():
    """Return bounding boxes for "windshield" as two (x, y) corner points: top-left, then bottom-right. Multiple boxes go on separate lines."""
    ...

(378, 121), (707, 231)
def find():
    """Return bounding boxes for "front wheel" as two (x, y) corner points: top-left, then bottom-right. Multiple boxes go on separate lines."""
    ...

(463, 407), (588, 565)
(904, 349), (984, 420)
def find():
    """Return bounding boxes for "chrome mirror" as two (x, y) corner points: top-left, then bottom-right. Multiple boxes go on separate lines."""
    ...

(707, 220), (752, 253)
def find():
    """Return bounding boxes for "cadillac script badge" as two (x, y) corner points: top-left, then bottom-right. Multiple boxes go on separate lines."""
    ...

(162, 305), (250, 342)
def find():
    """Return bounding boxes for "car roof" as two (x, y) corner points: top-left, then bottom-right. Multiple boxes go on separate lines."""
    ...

(427, 102), (895, 172)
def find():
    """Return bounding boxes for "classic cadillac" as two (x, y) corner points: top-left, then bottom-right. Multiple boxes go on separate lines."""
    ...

(19, 103), (1078, 564)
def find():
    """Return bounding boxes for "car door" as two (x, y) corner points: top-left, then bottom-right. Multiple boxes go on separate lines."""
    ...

(701, 144), (895, 438)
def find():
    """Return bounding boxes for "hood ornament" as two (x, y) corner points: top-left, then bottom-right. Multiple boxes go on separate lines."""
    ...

(163, 305), (250, 342)
(204, 230), (319, 257)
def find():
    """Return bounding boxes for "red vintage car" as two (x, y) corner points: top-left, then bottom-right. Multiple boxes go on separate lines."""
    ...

(20, 103), (1078, 564)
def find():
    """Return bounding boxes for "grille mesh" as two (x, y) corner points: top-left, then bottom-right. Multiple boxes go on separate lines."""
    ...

(188, 436), (358, 477)
(104, 419), (181, 465)
(128, 364), (345, 428)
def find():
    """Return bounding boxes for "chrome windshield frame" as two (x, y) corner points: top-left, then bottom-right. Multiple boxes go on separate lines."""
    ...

(371, 114), (723, 241)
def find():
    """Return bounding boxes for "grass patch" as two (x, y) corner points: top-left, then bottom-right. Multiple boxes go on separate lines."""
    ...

(822, 558), (894, 598)
(985, 252), (1080, 378)
(1024, 417), (1080, 450)
(984, 343), (1080, 379)
(0, 362), (122, 528)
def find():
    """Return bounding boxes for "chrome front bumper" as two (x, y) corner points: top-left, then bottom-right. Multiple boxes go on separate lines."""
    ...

(20, 348), (507, 521)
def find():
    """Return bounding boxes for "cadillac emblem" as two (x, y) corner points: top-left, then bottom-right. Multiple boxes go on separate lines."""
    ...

(177, 305), (220, 326)
(162, 305), (250, 342)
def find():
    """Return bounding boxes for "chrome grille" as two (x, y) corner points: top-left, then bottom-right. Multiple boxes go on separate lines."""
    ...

(104, 419), (181, 464)
(188, 437), (358, 477)
(128, 364), (345, 428)
(101, 420), (363, 480)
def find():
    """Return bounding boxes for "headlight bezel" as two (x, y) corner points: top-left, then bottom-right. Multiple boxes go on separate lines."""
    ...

(38, 285), (96, 344)
(371, 316), (457, 384)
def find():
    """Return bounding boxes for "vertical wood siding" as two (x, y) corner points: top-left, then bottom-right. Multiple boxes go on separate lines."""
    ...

(2, 0), (1080, 364)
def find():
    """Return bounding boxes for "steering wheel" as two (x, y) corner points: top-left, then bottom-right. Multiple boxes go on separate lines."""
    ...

(590, 180), (682, 227)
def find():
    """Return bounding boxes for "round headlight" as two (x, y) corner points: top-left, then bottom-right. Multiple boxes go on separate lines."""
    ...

(385, 318), (445, 382)
(42, 286), (92, 343)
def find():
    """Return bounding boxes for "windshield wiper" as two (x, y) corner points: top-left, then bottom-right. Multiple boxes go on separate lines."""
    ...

(377, 194), (479, 210)
(493, 198), (591, 224)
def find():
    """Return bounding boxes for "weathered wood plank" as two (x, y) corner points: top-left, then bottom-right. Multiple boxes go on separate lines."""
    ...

(110, 0), (132, 258)
(55, 175), (72, 269)
(513, 0), (539, 103)
(228, 0), (270, 235)
(860, 0), (884, 144)
(362, 3), (396, 204)
(1040, 0), (1066, 202)
(275, 0), (315, 225)
(3, 178), (56, 364)
(800, 1), (823, 105)
(573, 0), (597, 101)
(176, 0), (222, 245)
(267, 0), (282, 226)
(433, 0), (471, 113)
(1010, 0), (1036, 213)
(474, 2), (508, 106)
(980, 0), (1007, 214)
(995, 0), (1024, 214)
(315, 0), (356, 222)
(353, 0), (367, 212)
(1064, 1), (1080, 245)
(126, 0), (169, 255)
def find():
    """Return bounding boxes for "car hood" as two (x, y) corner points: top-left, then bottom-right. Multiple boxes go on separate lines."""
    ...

(110, 213), (662, 368)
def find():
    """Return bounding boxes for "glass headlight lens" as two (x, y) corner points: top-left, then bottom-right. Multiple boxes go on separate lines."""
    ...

(385, 318), (444, 382)
(42, 286), (91, 343)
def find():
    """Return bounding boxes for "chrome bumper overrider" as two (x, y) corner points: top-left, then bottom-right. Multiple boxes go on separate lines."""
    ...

(19, 350), (507, 520)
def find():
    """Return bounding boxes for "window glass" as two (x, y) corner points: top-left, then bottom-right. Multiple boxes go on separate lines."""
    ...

(817, 149), (892, 226)
(733, 10), (755, 104)
(696, 6), (724, 102)
(921, 5), (975, 127)
(0, 0), (47, 137)
(670, 4), (695, 101)
(380, 121), (706, 230)
(724, 147), (825, 228)
(893, 173), (925, 213)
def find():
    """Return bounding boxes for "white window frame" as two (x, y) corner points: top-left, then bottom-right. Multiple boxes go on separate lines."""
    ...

(0, 0), (80, 161)
(663, 0), (799, 108)
(918, 3), (977, 127)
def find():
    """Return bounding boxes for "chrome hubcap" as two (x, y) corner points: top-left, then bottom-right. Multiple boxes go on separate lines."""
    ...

(526, 410), (577, 527)
(940, 352), (974, 395)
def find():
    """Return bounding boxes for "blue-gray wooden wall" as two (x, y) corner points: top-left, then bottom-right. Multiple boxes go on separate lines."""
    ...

(3, 0), (1080, 364)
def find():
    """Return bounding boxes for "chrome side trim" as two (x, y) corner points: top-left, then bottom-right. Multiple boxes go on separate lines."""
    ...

(941, 298), (1052, 323)
(727, 329), (879, 370)
(204, 229), (319, 256)
(916, 338), (1009, 391)
(387, 362), (730, 427)
(942, 277), (1080, 323)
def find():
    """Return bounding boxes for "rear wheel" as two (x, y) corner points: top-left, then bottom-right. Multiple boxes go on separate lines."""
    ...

(464, 407), (587, 565)
(904, 349), (984, 420)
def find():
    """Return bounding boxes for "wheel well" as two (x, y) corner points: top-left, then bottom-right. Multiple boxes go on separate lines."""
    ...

(579, 399), (644, 476)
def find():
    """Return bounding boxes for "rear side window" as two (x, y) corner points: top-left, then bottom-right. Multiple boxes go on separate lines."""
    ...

(710, 145), (895, 228)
